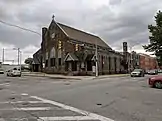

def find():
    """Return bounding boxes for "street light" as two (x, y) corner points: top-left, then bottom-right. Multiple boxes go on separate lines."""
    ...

(13, 48), (20, 65)
(2, 48), (21, 72)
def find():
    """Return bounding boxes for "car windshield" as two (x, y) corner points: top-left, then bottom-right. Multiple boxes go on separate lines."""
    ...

(149, 70), (156, 72)
(133, 69), (142, 72)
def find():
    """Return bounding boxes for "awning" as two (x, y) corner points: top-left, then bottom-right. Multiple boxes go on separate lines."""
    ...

(64, 53), (79, 61)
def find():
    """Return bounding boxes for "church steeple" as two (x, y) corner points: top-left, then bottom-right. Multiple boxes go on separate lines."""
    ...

(52, 15), (55, 21)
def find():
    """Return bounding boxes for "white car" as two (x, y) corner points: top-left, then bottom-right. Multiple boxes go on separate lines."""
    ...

(7, 68), (21, 77)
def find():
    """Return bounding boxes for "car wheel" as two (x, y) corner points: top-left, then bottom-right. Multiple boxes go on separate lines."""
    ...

(154, 81), (162, 89)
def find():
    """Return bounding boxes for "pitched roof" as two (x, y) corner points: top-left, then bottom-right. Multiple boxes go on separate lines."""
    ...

(64, 53), (79, 61)
(57, 22), (112, 49)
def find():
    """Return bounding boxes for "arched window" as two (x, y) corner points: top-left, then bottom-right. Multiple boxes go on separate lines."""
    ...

(50, 47), (56, 67)
(50, 47), (56, 58)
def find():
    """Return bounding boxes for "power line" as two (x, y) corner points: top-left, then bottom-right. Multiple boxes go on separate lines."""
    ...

(0, 19), (41, 36)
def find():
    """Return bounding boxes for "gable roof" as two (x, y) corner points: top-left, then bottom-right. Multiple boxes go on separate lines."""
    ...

(64, 53), (79, 61)
(56, 22), (112, 49)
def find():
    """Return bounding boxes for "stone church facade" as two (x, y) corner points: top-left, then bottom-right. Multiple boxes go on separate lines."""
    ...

(33, 18), (125, 75)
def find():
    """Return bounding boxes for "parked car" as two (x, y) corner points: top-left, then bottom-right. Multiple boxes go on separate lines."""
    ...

(158, 69), (162, 73)
(145, 70), (149, 74)
(131, 69), (145, 77)
(0, 68), (4, 74)
(148, 69), (158, 75)
(7, 68), (21, 77)
(148, 76), (162, 89)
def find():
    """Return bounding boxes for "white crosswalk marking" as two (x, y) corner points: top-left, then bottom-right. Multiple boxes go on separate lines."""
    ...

(0, 101), (43, 104)
(0, 93), (114, 121)
(38, 116), (97, 121)
(31, 95), (114, 121)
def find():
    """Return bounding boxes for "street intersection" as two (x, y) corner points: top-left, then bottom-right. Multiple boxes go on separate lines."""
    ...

(0, 74), (162, 121)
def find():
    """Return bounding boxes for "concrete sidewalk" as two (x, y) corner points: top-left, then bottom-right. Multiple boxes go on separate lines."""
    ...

(22, 72), (129, 80)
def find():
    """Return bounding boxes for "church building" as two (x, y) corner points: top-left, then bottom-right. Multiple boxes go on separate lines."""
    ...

(33, 16), (125, 75)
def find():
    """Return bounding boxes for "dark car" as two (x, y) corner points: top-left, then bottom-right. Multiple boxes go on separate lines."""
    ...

(130, 69), (145, 77)
(148, 76), (162, 89)
(148, 70), (158, 75)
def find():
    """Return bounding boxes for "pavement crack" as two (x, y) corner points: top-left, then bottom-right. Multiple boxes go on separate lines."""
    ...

(101, 100), (116, 108)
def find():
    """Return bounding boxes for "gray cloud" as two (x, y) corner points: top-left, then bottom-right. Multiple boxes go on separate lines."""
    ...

(0, 0), (162, 52)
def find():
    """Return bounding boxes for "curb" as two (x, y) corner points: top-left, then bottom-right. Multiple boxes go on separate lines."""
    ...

(22, 74), (81, 80)
(22, 74), (129, 80)
(93, 74), (129, 80)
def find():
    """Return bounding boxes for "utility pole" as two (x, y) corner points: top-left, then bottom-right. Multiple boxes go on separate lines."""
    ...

(129, 46), (132, 73)
(95, 41), (98, 77)
(2, 48), (4, 64)
(18, 48), (20, 65)
(19, 50), (22, 74)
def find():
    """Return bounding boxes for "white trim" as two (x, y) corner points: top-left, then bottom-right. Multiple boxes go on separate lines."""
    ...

(56, 22), (69, 37)
(91, 55), (96, 61)
(39, 116), (96, 121)
(31, 96), (114, 121)
(64, 53), (75, 61)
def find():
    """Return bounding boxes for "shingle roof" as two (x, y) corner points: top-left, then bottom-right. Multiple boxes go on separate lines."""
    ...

(57, 22), (112, 49)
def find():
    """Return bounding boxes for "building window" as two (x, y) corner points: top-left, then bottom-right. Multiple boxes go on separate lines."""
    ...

(45, 60), (48, 67)
(58, 58), (61, 66)
(50, 58), (55, 67)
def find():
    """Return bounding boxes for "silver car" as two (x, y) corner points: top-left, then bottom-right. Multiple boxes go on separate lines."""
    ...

(7, 68), (21, 77)
(131, 69), (145, 77)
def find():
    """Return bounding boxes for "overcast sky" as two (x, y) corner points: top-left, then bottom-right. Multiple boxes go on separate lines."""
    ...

(0, 0), (161, 64)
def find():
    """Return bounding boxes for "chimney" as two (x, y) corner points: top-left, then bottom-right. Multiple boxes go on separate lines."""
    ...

(42, 27), (47, 42)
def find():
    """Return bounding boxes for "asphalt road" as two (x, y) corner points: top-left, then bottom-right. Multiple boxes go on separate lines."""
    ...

(0, 74), (162, 121)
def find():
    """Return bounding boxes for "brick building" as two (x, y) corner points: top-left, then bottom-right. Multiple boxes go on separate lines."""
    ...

(33, 17), (125, 75)
(139, 53), (158, 70)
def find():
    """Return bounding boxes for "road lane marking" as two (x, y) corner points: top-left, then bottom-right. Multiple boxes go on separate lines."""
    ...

(0, 83), (10, 86)
(0, 107), (51, 111)
(0, 101), (44, 104)
(21, 93), (28, 96)
(31, 96), (114, 121)
(38, 116), (97, 121)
